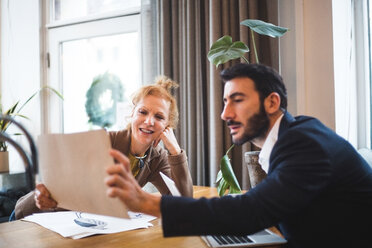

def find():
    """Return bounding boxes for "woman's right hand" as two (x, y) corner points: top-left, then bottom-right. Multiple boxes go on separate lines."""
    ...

(34, 183), (58, 210)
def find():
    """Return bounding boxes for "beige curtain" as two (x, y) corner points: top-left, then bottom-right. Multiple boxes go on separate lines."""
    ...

(142, 0), (279, 189)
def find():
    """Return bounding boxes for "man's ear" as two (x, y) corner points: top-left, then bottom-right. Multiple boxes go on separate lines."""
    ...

(264, 92), (281, 114)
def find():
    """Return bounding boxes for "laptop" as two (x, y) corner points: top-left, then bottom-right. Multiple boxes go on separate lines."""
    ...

(202, 229), (287, 247)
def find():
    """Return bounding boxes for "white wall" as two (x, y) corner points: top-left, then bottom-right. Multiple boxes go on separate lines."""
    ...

(1, 0), (41, 172)
(279, 0), (336, 130)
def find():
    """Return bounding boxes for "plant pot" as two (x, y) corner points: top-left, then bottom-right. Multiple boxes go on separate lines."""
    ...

(0, 151), (9, 173)
(244, 151), (266, 188)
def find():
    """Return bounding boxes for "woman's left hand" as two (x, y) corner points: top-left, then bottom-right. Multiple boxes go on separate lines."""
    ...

(153, 127), (181, 155)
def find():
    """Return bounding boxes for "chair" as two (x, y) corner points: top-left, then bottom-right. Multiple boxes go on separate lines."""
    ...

(0, 115), (38, 222)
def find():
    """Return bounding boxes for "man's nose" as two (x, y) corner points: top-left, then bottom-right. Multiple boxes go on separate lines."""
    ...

(221, 103), (233, 121)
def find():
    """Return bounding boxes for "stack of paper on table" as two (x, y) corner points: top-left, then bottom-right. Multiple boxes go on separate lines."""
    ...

(23, 211), (157, 239)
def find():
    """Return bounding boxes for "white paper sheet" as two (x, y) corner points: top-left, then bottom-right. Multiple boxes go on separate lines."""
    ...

(159, 172), (181, 196)
(22, 211), (157, 239)
(38, 130), (128, 218)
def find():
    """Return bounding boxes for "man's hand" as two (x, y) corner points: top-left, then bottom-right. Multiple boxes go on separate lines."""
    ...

(105, 149), (161, 217)
(34, 183), (58, 210)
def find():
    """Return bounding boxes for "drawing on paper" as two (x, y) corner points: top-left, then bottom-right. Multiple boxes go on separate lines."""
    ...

(74, 212), (107, 230)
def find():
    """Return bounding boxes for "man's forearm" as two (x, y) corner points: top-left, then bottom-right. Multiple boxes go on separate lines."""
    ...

(141, 193), (162, 218)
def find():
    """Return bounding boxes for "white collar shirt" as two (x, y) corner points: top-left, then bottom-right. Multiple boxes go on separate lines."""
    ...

(252, 114), (284, 173)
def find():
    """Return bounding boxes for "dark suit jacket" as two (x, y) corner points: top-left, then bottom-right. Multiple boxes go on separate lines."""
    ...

(161, 112), (372, 248)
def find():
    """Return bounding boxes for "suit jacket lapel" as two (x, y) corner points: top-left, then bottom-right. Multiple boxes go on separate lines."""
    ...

(266, 111), (296, 174)
(278, 111), (296, 138)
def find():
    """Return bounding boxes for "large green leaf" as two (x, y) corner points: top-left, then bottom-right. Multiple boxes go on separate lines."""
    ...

(240, 19), (288, 38)
(217, 177), (229, 196)
(220, 155), (241, 193)
(208, 36), (249, 67)
(219, 145), (241, 196)
(216, 170), (222, 183)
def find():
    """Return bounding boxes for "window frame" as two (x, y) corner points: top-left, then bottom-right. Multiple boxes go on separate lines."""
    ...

(44, 5), (141, 133)
(355, 0), (371, 149)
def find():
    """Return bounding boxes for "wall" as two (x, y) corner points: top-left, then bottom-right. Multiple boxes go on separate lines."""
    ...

(279, 0), (336, 130)
(0, 0), (41, 172)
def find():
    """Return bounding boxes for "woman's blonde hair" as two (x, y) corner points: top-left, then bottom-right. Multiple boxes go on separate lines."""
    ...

(130, 76), (179, 128)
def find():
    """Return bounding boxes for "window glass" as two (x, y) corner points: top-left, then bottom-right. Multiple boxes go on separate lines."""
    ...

(53, 0), (140, 21)
(62, 32), (139, 133)
(47, 11), (140, 134)
(369, 0), (372, 147)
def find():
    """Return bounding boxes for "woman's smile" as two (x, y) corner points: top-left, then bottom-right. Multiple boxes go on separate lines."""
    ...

(139, 127), (154, 134)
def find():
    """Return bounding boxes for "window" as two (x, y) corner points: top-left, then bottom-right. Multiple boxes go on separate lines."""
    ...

(52, 0), (140, 22)
(368, 0), (372, 147)
(46, 1), (141, 133)
(333, 0), (371, 149)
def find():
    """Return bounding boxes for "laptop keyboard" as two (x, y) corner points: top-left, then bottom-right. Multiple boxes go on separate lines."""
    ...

(211, 235), (253, 245)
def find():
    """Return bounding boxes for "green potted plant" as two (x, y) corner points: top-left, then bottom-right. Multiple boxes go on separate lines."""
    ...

(215, 144), (242, 196)
(0, 86), (63, 172)
(210, 19), (288, 196)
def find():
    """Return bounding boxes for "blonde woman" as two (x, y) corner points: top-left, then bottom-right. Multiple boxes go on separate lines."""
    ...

(15, 76), (193, 219)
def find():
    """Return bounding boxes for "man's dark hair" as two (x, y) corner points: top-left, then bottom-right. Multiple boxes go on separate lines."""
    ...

(220, 63), (288, 110)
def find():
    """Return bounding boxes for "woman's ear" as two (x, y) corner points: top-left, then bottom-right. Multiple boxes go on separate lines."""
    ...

(264, 92), (281, 114)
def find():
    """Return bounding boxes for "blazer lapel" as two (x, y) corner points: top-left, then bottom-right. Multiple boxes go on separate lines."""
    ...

(278, 111), (296, 138)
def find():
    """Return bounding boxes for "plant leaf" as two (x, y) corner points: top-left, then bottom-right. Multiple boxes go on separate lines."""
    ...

(43, 85), (64, 100)
(208, 35), (249, 67)
(220, 155), (241, 192)
(220, 145), (241, 194)
(0, 86), (63, 151)
(217, 178), (229, 196)
(17, 86), (64, 114)
(5, 101), (19, 115)
(229, 186), (241, 194)
(9, 113), (29, 120)
(240, 19), (288, 38)
(216, 170), (222, 183)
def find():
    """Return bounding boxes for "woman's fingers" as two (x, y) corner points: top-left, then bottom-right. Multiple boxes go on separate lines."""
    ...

(35, 196), (57, 209)
(160, 127), (181, 155)
(36, 183), (51, 198)
(34, 185), (57, 210)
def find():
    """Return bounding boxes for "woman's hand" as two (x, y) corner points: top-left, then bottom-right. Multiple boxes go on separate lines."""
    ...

(153, 127), (181, 155)
(34, 183), (58, 210)
(105, 149), (161, 217)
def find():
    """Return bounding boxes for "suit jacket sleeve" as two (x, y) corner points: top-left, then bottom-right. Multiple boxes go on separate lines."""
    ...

(161, 129), (332, 236)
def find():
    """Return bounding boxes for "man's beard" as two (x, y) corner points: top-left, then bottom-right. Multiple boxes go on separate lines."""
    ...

(228, 104), (270, 145)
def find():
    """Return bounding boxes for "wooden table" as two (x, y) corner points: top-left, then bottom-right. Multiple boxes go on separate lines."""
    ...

(0, 186), (283, 248)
